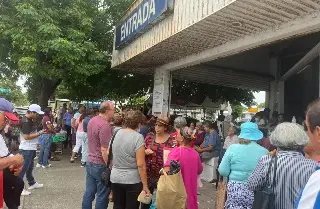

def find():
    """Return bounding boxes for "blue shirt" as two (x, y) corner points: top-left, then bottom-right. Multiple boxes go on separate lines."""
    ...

(63, 112), (73, 126)
(139, 125), (149, 138)
(218, 142), (268, 182)
(203, 131), (221, 155)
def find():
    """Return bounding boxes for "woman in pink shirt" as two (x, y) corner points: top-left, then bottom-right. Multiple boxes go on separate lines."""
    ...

(70, 110), (86, 163)
(164, 127), (203, 209)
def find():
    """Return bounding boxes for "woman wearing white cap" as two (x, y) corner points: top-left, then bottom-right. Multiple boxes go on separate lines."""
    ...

(19, 104), (46, 196)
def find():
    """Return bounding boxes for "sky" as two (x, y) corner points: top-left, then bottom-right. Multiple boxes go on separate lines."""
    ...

(253, 91), (265, 104)
(17, 77), (266, 103)
(17, 76), (27, 93)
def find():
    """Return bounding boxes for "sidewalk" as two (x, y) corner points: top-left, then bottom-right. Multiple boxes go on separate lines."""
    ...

(19, 154), (216, 209)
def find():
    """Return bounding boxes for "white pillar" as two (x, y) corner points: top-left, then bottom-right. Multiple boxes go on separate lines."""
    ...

(152, 69), (171, 116)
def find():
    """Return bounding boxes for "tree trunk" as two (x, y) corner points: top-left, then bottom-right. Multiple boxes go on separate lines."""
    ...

(37, 78), (62, 109)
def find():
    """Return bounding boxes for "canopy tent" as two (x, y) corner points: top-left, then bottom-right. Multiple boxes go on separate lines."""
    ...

(201, 96), (221, 110)
(148, 95), (225, 111)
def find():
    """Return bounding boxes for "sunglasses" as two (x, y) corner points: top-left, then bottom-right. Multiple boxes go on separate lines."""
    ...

(155, 123), (165, 127)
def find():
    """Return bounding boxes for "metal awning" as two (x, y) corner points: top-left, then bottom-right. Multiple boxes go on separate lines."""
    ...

(112, 0), (320, 70)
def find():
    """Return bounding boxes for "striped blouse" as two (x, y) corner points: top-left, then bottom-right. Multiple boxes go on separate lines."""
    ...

(247, 151), (318, 209)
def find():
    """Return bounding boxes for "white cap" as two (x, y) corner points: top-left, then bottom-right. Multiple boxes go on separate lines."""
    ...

(28, 104), (44, 114)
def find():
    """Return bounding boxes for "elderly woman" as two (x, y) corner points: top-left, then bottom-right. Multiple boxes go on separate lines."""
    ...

(164, 127), (203, 209)
(110, 110), (150, 209)
(218, 122), (268, 209)
(196, 121), (221, 183)
(142, 116), (175, 209)
(192, 122), (205, 147)
(248, 123), (318, 209)
(223, 126), (239, 150)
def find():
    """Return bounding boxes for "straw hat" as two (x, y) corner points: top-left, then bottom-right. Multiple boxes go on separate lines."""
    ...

(156, 116), (170, 126)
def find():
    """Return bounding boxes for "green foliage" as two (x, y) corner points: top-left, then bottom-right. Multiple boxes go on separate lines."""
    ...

(1, 0), (255, 108)
(0, 76), (29, 106)
(231, 104), (246, 119)
(258, 102), (265, 108)
(172, 80), (256, 106)
(0, 0), (134, 106)
(55, 69), (153, 103)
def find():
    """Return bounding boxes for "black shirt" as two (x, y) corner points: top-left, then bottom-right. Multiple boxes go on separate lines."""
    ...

(21, 116), (35, 135)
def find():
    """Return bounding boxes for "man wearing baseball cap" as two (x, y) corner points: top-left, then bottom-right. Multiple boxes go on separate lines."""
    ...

(0, 98), (24, 209)
(18, 104), (46, 196)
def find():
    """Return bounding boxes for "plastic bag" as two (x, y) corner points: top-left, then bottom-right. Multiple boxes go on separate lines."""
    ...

(156, 170), (187, 209)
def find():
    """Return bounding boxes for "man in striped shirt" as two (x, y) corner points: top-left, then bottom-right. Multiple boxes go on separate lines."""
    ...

(296, 98), (320, 209)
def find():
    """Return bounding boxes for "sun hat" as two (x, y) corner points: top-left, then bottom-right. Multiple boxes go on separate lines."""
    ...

(156, 116), (170, 126)
(28, 104), (44, 114)
(238, 122), (263, 141)
(0, 98), (19, 121)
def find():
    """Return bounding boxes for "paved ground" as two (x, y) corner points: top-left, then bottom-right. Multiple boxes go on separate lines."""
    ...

(19, 153), (216, 209)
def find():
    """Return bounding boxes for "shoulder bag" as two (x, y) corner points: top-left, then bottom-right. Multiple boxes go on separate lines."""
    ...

(252, 155), (278, 209)
(101, 128), (121, 186)
(215, 176), (228, 209)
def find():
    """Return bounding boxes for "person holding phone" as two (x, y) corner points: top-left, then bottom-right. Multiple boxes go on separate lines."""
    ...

(19, 104), (46, 196)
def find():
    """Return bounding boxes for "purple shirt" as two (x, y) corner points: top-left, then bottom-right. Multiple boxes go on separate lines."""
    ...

(87, 116), (113, 165)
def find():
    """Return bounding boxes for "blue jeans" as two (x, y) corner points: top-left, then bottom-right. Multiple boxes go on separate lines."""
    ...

(38, 134), (52, 166)
(150, 189), (157, 209)
(81, 133), (88, 163)
(82, 162), (109, 209)
(18, 150), (36, 186)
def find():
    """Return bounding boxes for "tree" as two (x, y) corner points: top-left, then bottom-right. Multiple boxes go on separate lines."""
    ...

(1, 0), (256, 108)
(258, 102), (265, 108)
(171, 80), (256, 106)
(0, 0), (134, 107)
(231, 104), (246, 119)
(0, 77), (29, 106)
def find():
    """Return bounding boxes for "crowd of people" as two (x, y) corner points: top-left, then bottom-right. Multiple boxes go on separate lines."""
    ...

(0, 96), (320, 209)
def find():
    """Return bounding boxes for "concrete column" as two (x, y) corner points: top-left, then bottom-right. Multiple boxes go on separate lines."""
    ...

(152, 69), (171, 116)
(269, 81), (284, 113)
(268, 55), (284, 114)
(265, 91), (270, 108)
(277, 81), (285, 113)
(269, 81), (277, 113)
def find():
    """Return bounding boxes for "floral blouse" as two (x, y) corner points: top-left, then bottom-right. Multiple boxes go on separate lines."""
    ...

(145, 133), (175, 188)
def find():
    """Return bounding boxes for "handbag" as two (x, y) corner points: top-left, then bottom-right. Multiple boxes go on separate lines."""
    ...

(101, 128), (121, 186)
(201, 151), (214, 161)
(252, 155), (278, 209)
(215, 177), (228, 209)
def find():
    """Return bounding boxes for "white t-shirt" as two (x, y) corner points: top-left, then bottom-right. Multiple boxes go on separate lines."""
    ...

(0, 135), (10, 157)
(19, 116), (38, 150)
(296, 168), (320, 209)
